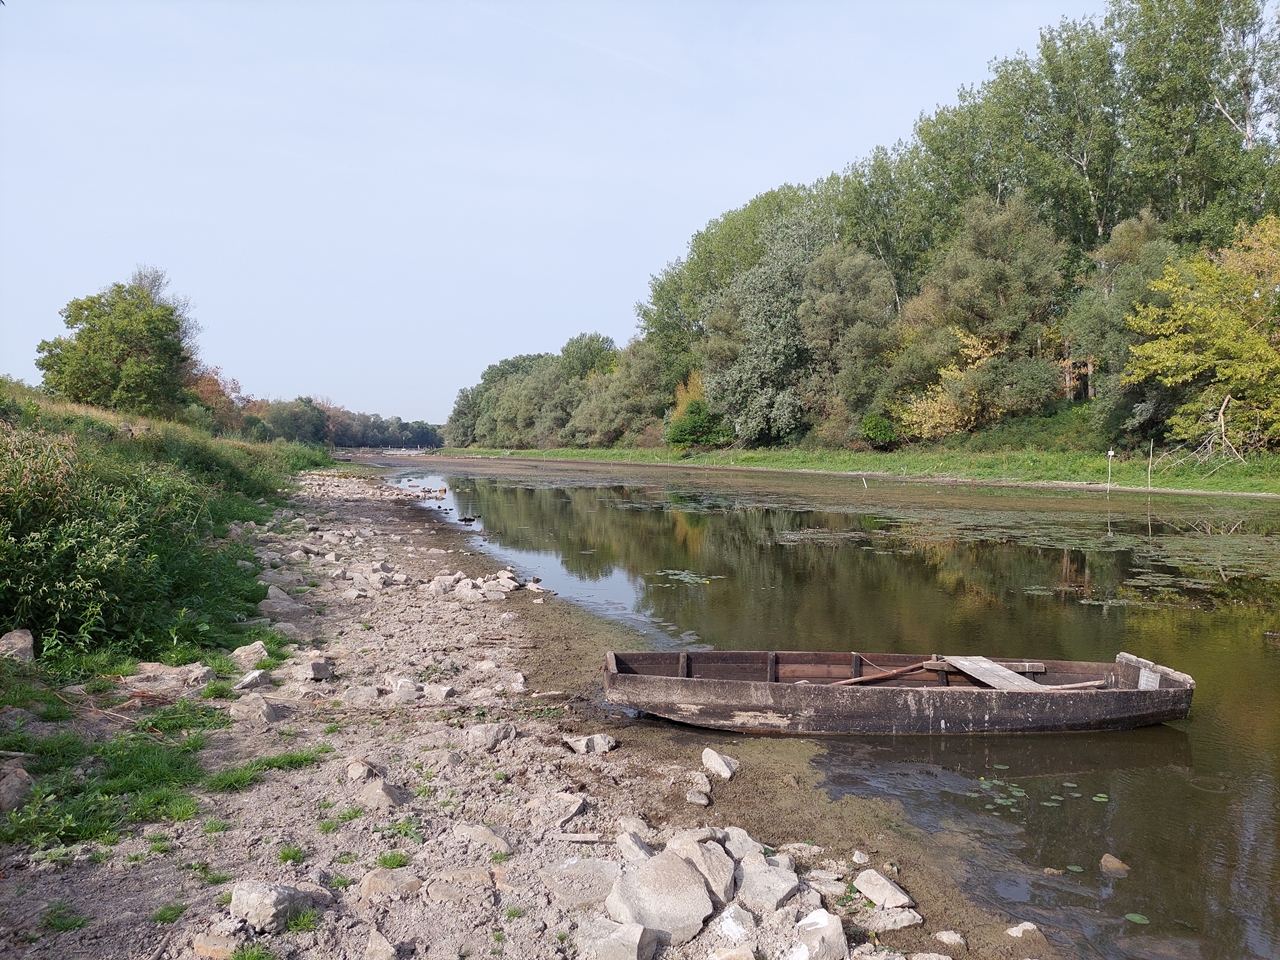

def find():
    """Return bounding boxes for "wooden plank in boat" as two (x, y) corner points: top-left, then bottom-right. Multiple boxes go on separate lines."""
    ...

(923, 659), (1045, 675)
(944, 656), (1044, 692)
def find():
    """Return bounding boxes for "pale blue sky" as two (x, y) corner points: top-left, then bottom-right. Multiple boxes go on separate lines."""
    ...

(1, 1), (1100, 423)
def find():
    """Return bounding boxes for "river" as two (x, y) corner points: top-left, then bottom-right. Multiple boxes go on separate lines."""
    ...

(391, 460), (1280, 960)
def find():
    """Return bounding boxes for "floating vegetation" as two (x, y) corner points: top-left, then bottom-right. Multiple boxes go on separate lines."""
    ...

(993, 764), (1010, 770)
(653, 570), (726, 585)
(1066, 865), (1084, 873)
(1049, 795), (1065, 801)
(1062, 782), (1077, 788)
(1092, 794), (1110, 803)
(1040, 801), (1061, 807)
(1125, 913), (1150, 924)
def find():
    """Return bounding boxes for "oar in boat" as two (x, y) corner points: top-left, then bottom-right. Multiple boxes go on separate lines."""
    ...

(830, 662), (929, 687)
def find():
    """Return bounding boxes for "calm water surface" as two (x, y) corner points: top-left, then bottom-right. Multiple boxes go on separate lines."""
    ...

(395, 464), (1280, 960)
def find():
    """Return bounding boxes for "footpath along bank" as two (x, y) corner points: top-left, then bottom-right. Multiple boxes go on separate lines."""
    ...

(0, 472), (1058, 960)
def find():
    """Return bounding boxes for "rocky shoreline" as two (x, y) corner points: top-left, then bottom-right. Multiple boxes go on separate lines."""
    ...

(0, 471), (1058, 960)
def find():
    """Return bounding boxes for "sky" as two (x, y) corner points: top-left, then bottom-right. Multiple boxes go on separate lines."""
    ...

(1, 0), (1102, 424)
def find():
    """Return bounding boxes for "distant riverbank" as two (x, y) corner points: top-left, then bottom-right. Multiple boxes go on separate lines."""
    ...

(408, 447), (1280, 497)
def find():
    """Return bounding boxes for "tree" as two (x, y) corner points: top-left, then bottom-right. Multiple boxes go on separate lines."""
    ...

(1125, 215), (1280, 451)
(891, 195), (1066, 438)
(37, 269), (194, 416)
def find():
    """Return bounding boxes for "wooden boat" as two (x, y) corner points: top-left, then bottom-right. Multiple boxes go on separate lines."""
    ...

(603, 650), (1194, 735)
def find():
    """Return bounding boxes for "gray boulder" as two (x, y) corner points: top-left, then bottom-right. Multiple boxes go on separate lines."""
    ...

(666, 834), (735, 905)
(539, 857), (621, 910)
(0, 629), (34, 662)
(852, 869), (913, 909)
(604, 850), (714, 946)
(702, 747), (740, 780)
(229, 880), (308, 933)
(793, 907), (848, 960)
(736, 851), (799, 915)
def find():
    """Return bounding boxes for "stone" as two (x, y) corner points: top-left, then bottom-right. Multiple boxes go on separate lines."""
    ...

(272, 622), (302, 639)
(580, 918), (659, 960)
(421, 684), (456, 701)
(736, 852), (800, 915)
(864, 907), (924, 933)
(427, 867), (494, 904)
(792, 908), (848, 960)
(769, 853), (796, 872)
(686, 790), (711, 806)
(346, 758), (379, 782)
(908, 954), (953, 960)
(232, 669), (272, 691)
(356, 778), (407, 810)
(229, 641), (270, 670)
(193, 929), (244, 960)
(1100, 853), (1130, 877)
(390, 678), (422, 702)
(229, 879), (308, 933)
(454, 823), (512, 854)
(564, 733), (618, 754)
(359, 867), (423, 899)
(709, 949), (756, 960)
(285, 550), (309, 564)
(540, 858), (621, 909)
(229, 692), (278, 723)
(120, 662), (216, 699)
(723, 826), (765, 859)
(0, 629), (35, 662)
(853, 869), (913, 909)
(372, 560), (393, 574)
(0, 767), (34, 812)
(618, 815), (652, 838)
(342, 588), (368, 601)
(342, 685), (381, 705)
(466, 722), (516, 752)
(605, 851), (715, 946)
(851, 850), (870, 865)
(702, 747), (740, 780)
(690, 770), (713, 793)
(615, 831), (653, 862)
(295, 661), (333, 681)
(934, 930), (966, 950)
(1005, 921), (1037, 938)
(717, 903), (757, 941)
(666, 835), (735, 904)
(364, 929), (398, 960)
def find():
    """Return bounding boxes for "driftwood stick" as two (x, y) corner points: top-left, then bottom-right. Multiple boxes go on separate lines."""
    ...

(831, 662), (928, 687)
(1043, 679), (1109, 691)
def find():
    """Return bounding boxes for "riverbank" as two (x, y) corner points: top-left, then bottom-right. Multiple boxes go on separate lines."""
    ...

(437, 447), (1280, 497)
(0, 470), (1059, 960)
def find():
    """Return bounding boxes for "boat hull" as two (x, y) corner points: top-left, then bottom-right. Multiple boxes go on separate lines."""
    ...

(603, 651), (1194, 736)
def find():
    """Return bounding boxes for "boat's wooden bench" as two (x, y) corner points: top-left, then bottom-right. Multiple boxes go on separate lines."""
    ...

(940, 656), (1045, 691)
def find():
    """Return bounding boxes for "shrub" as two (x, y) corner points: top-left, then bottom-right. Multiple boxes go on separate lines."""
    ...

(860, 414), (899, 450)
(666, 400), (734, 447)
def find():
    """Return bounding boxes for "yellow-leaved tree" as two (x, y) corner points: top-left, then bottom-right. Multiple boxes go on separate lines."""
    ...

(1125, 216), (1280, 455)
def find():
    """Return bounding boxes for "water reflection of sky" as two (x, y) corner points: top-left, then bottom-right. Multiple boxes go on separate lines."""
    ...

(393, 470), (1280, 960)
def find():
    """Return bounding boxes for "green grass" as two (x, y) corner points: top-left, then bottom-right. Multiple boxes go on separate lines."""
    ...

(376, 851), (411, 869)
(278, 844), (305, 864)
(0, 726), (208, 848)
(453, 440), (1280, 495)
(329, 874), (353, 889)
(318, 819), (339, 834)
(205, 747), (332, 793)
(151, 902), (186, 923)
(229, 946), (275, 960)
(203, 818), (229, 834)
(201, 681), (235, 700)
(286, 908), (320, 932)
(337, 806), (363, 821)
(141, 702), (231, 735)
(41, 900), (88, 931)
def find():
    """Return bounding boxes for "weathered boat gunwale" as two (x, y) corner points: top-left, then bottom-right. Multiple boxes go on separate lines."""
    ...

(603, 650), (1194, 736)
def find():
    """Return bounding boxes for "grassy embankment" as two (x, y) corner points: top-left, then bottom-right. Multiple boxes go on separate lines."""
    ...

(448, 408), (1280, 496)
(0, 379), (333, 851)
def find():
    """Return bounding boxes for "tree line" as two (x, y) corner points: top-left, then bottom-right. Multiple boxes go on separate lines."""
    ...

(446, 0), (1280, 455)
(33, 266), (442, 448)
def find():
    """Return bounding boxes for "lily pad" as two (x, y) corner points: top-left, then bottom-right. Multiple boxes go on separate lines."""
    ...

(1066, 865), (1084, 873)
(1049, 795), (1065, 801)
(1040, 801), (1061, 807)
(1125, 913), (1150, 924)
(1062, 782), (1078, 788)
(993, 764), (1010, 770)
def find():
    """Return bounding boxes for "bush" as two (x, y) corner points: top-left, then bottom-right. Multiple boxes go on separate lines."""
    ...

(0, 382), (329, 662)
(666, 400), (734, 447)
(860, 414), (899, 450)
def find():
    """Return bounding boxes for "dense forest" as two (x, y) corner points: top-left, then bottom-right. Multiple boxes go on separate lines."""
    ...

(446, 0), (1280, 456)
(32, 267), (442, 449)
